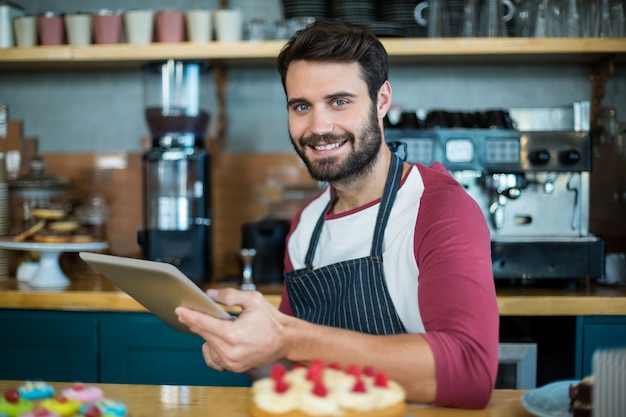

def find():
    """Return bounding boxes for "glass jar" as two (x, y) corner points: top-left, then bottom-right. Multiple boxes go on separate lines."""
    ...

(8, 155), (69, 228)
(75, 195), (110, 241)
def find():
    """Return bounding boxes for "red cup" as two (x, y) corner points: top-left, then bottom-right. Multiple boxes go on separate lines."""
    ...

(92, 10), (123, 44)
(155, 10), (185, 43)
(38, 12), (65, 45)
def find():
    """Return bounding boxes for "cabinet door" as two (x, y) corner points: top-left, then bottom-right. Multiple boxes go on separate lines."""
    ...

(576, 316), (626, 378)
(0, 309), (98, 382)
(99, 313), (251, 387)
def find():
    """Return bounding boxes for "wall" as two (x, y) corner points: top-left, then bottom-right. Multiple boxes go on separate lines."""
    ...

(1, 0), (625, 154)
(1, 0), (625, 277)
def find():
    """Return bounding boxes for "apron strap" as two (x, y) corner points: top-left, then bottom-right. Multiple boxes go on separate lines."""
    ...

(371, 154), (404, 257)
(304, 192), (335, 270)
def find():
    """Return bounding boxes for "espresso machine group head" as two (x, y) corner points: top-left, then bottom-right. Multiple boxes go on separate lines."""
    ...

(137, 60), (212, 285)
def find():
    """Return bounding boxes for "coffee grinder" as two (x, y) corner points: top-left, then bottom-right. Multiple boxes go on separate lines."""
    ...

(137, 60), (212, 285)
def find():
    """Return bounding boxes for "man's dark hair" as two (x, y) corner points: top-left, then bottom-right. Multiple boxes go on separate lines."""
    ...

(276, 20), (389, 102)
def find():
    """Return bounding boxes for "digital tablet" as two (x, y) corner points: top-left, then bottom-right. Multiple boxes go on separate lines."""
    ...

(79, 252), (232, 334)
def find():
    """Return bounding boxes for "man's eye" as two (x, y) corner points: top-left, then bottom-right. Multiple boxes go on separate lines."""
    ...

(333, 99), (348, 106)
(294, 104), (309, 112)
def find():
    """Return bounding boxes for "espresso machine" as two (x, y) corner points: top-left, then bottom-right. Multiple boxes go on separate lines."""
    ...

(386, 107), (604, 282)
(137, 60), (212, 285)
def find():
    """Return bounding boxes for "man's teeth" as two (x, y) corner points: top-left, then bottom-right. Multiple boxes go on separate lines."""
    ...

(314, 141), (344, 151)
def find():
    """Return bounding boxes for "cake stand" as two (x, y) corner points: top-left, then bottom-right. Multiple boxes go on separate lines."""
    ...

(0, 238), (109, 288)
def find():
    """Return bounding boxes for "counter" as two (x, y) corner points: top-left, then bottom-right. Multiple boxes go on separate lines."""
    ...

(1, 270), (624, 388)
(1, 270), (626, 316)
(0, 381), (533, 417)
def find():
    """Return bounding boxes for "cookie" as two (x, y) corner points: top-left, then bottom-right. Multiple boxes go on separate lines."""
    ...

(48, 220), (80, 233)
(33, 230), (71, 244)
(31, 207), (67, 221)
(11, 219), (46, 242)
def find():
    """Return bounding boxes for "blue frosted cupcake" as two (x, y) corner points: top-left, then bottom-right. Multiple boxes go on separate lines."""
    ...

(18, 382), (55, 400)
(80, 399), (127, 417)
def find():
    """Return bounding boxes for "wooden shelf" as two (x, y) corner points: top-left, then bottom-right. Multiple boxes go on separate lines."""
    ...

(0, 38), (625, 69)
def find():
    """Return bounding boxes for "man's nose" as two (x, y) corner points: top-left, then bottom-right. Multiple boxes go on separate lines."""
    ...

(309, 107), (334, 136)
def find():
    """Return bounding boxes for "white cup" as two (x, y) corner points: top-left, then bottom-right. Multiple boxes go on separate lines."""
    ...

(186, 9), (212, 42)
(124, 9), (154, 44)
(214, 9), (243, 42)
(65, 13), (92, 46)
(12, 15), (37, 47)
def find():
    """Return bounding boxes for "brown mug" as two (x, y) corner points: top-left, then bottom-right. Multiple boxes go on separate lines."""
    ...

(92, 10), (123, 44)
(155, 10), (185, 43)
(38, 12), (65, 45)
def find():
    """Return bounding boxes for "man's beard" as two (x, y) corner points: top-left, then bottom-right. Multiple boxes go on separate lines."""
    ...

(290, 107), (382, 183)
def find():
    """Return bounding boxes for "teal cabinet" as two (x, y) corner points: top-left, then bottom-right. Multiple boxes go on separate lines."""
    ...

(0, 310), (250, 387)
(575, 315), (626, 378)
(99, 313), (250, 386)
(0, 310), (99, 382)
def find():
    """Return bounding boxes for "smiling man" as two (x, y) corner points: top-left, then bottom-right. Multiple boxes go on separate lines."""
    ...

(175, 20), (499, 409)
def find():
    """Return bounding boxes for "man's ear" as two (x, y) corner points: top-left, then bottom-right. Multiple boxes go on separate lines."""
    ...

(377, 81), (393, 119)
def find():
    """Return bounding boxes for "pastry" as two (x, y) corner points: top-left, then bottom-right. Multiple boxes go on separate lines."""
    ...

(61, 383), (103, 403)
(31, 207), (67, 221)
(40, 396), (81, 417)
(11, 219), (46, 242)
(249, 360), (406, 417)
(71, 228), (94, 243)
(569, 376), (593, 417)
(33, 230), (71, 244)
(18, 382), (55, 400)
(80, 399), (127, 417)
(17, 407), (62, 417)
(2, 383), (126, 417)
(48, 220), (80, 233)
(0, 388), (35, 417)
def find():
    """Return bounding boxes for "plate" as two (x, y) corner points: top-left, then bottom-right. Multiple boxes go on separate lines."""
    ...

(0, 237), (108, 252)
(521, 380), (578, 417)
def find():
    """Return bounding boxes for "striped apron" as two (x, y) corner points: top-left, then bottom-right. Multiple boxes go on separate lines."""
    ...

(284, 155), (407, 335)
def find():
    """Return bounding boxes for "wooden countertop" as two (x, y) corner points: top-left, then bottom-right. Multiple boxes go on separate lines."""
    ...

(0, 381), (533, 417)
(1, 265), (626, 316)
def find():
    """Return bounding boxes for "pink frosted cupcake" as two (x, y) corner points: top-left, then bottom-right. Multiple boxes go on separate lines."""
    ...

(61, 383), (103, 403)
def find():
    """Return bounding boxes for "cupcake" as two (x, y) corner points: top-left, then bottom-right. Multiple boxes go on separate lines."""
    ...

(80, 399), (127, 417)
(0, 388), (34, 417)
(61, 383), (103, 403)
(18, 382), (55, 400)
(41, 397), (80, 417)
(16, 407), (61, 417)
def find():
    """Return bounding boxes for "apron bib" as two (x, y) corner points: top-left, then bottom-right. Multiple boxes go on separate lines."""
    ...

(284, 155), (407, 335)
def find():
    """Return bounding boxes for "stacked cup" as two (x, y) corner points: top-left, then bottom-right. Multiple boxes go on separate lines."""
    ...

(13, 15), (37, 47)
(93, 9), (123, 44)
(214, 9), (243, 42)
(65, 12), (91, 46)
(37, 11), (65, 45)
(186, 10), (212, 42)
(124, 9), (154, 44)
(155, 9), (185, 42)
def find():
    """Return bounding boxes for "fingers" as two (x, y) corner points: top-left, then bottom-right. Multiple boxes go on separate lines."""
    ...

(202, 343), (226, 372)
(175, 306), (226, 339)
(207, 287), (266, 309)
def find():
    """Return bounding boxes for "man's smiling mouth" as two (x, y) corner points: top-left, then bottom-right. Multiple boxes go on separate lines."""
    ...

(313, 141), (346, 151)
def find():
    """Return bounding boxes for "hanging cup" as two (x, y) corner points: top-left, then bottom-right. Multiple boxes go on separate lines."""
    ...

(414, 0), (451, 37)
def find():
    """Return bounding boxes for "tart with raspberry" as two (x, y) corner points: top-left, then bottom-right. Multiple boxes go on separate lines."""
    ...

(249, 360), (406, 417)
